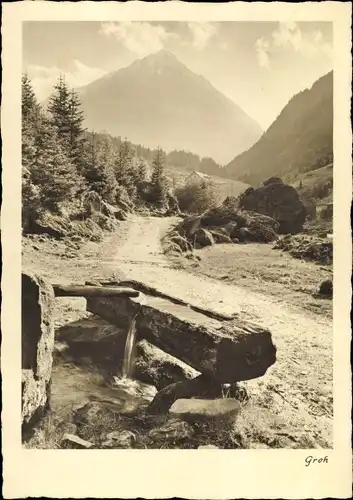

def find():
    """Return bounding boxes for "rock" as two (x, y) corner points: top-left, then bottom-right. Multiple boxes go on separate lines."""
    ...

(209, 228), (233, 244)
(101, 200), (119, 219)
(177, 215), (202, 239)
(147, 375), (223, 414)
(29, 213), (70, 238)
(22, 273), (55, 438)
(318, 279), (333, 298)
(194, 228), (214, 248)
(56, 317), (127, 369)
(263, 177), (284, 186)
(73, 402), (103, 427)
(135, 339), (200, 390)
(223, 221), (239, 238)
(239, 181), (306, 234)
(63, 423), (78, 435)
(238, 227), (254, 242)
(274, 234), (333, 265)
(87, 291), (277, 384)
(166, 191), (181, 215)
(148, 419), (194, 442)
(169, 398), (241, 427)
(61, 433), (93, 449)
(198, 444), (219, 449)
(102, 430), (136, 449)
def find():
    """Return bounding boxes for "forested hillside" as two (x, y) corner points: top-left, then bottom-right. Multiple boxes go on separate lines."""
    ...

(224, 72), (333, 186)
(22, 74), (175, 237)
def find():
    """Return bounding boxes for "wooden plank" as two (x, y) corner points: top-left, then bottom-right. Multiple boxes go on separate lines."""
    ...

(52, 284), (139, 298)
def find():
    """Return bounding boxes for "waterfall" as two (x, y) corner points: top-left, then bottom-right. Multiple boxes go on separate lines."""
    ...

(122, 316), (137, 378)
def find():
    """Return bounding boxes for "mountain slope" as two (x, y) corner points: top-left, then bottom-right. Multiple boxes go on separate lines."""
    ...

(224, 71), (333, 185)
(77, 50), (263, 165)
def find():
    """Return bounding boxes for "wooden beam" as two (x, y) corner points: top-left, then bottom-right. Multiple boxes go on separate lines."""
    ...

(52, 284), (139, 298)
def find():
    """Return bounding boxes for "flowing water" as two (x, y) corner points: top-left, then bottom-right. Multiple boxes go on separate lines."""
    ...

(122, 315), (138, 378)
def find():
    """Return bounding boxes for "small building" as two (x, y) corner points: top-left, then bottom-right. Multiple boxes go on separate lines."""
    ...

(186, 171), (212, 186)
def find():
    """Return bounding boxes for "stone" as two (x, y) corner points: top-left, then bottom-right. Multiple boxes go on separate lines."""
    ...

(148, 419), (194, 442)
(194, 228), (214, 248)
(56, 316), (127, 369)
(102, 430), (136, 449)
(198, 444), (219, 449)
(135, 339), (200, 390)
(318, 279), (333, 298)
(22, 273), (55, 438)
(169, 398), (241, 426)
(209, 228), (233, 244)
(239, 180), (307, 234)
(147, 375), (223, 415)
(61, 433), (93, 449)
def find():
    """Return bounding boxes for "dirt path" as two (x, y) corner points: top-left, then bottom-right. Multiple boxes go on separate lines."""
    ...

(105, 215), (333, 447)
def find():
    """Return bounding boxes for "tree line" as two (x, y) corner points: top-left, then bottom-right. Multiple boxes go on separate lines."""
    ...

(22, 74), (169, 231)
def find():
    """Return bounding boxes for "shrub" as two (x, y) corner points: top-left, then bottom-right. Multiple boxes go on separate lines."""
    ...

(175, 182), (218, 214)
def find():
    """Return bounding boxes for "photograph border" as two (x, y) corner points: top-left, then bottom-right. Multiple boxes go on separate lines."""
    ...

(2, 2), (352, 498)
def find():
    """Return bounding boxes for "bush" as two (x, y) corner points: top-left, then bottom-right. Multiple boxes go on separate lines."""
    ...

(175, 182), (218, 214)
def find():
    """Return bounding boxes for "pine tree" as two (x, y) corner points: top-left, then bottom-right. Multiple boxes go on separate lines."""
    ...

(67, 89), (86, 168)
(31, 117), (79, 211)
(114, 139), (137, 202)
(47, 75), (71, 136)
(151, 147), (167, 206)
(83, 132), (117, 203)
(47, 77), (86, 174)
(22, 73), (41, 126)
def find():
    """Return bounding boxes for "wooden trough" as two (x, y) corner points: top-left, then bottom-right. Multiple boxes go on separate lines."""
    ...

(22, 274), (277, 433)
(84, 280), (277, 412)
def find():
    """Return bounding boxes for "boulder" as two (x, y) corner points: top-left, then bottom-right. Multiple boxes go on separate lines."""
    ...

(147, 375), (223, 414)
(86, 292), (277, 384)
(101, 201), (120, 219)
(209, 228), (233, 244)
(318, 279), (333, 298)
(56, 316), (127, 370)
(102, 430), (136, 449)
(263, 177), (284, 186)
(166, 191), (181, 215)
(135, 339), (200, 390)
(22, 273), (55, 438)
(28, 213), (70, 238)
(169, 398), (241, 427)
(194, 228), (214, 248)
(148, 419), (194, 442)
(239, 180), (306, 234)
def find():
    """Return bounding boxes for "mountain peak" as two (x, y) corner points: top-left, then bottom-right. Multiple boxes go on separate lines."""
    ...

(132, 50), (184, 70)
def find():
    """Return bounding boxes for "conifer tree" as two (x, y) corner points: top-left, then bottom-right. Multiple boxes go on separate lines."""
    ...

(114, 139), (137, 202)
(83, 132), (117, 203)
(31, 117), (79, 211)
(22, 73), (41, 125)
(151, 147), (167, 206)
(47, 76), (86, 174)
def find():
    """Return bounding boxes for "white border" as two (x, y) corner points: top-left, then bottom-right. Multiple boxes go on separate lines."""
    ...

(1, 2), (352, 498)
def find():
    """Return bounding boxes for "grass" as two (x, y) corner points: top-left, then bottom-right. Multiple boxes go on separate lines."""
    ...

(169, 241), (332, 318)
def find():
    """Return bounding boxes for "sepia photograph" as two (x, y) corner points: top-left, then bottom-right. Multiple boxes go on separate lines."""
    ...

(21, 19), (336, 451)
(1, 2), (352, 498)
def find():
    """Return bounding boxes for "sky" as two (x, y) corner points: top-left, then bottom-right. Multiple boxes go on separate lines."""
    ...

(23, 21), (333, 130)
